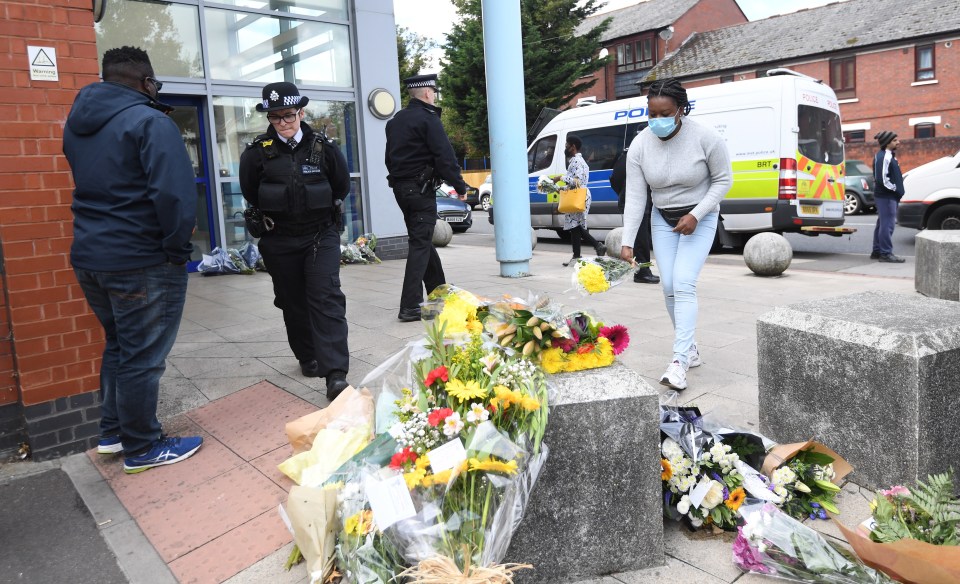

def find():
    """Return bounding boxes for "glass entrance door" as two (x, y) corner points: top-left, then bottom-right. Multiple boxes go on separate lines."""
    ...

(163, 96), (215, 272)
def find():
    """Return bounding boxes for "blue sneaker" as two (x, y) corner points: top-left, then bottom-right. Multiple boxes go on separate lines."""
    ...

(97, 435), (123, 455)
(123, 436), (203, 474)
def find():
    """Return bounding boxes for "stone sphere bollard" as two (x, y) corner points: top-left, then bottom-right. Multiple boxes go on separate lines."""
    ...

(432, 220), (453, 247)
(743, 232), (792, 276)
(604, 228), (623, 258)
(531, 227), (538, 250)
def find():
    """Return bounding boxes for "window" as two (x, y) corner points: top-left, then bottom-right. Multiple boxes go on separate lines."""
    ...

(829, 56), (856, 99)
(95, 0), (203, 78)
(720, 75), (734, 83)
(576, 125), (627, 171)
(756, 68), (768, 78)
(843, 130), (865, 143)
(528, 135), (557, 173)
(798, 105), (844, 165)
(915, 123), (936, 139)
(208, 0), (348, 19)
(616, 36), (656, 72)
(916, 45), (935, 81)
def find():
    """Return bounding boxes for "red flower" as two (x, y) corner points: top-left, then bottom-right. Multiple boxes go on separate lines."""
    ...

(424, 365), (449, 387)
(427, 407), (454, 427)
(577, 342), (595, 354)
(598, 325), (630, 355)
(551, 337), (577, 352)
(389, 447), (418, 469)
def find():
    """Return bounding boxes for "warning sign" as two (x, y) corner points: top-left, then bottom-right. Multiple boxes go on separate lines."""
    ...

(27, 46), (58, 81)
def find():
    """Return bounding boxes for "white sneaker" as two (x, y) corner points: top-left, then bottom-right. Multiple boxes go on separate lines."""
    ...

(660, 360), (688, 390)
(687, 344), (702, 368)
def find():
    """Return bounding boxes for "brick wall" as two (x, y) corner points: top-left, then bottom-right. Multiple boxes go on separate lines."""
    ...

(0, 0), (105, 460)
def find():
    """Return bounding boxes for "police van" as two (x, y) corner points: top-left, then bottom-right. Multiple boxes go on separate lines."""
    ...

(523, 70), (852, 247)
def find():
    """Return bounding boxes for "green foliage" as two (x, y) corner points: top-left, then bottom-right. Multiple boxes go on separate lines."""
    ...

(440, 0), (610, 156)
(396, 26), (436, 107)
(870, 470), (960, 545)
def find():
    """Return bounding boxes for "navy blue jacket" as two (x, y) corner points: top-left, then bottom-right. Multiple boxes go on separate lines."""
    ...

(873, 148), (905, 200)
(64, 82), (196, 270)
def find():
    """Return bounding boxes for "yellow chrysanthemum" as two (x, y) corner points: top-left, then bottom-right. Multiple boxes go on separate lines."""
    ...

(445, 378), (487, 402)
(576, 263), (610, 294)
(404, 468), (426, 490)
(465, 319), (483, 334)
(437, 291), (479, 334)
(493, 384), (518, 409)
(468, 457), (518, 475)
(540, 348), (565, 374)
(520, 395), (541, 412)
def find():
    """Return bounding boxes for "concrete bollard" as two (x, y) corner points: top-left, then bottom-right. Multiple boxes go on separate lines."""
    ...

(432, 220), (453, 247)
(604, 227), (623, 258)
(744, 232), (792, 276)
(531, 227), (538, 251)
(506, 361), (664, 582)
(915, 230), (960, 301)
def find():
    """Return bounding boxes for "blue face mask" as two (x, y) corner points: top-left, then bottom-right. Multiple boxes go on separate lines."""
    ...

(648, 111), (679, 138)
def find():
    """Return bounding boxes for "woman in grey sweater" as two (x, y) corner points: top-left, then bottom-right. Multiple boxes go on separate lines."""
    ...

(619, 78), (732, 390)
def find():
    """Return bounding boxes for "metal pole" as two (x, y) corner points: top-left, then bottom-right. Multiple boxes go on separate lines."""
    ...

(481, 0), (531, 277)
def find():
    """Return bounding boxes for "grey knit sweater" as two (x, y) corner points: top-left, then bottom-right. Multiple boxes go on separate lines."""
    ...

(622, 117), (732, 246)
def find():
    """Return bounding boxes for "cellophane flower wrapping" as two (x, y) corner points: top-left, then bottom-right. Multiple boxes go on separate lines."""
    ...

(539, 311), (629, 374)
(334, 467), (406, 584)
(341, 233), (382, 265)
(734, 502), (896, 583)
(570, 256), (646, 295)
(360, 302), (553, 573)
(760, 441), (852, 521)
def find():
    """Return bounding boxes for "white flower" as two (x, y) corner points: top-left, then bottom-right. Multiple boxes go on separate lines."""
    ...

(479, 353), (500, 373)
(676, 495), (691, 515)
(772, 466), (797, 486)
(689, 516), (704, 528)
(442, 412), (464, 436)
(700, 480), (726, 510)
(794, 481), (812, 493)
(465, 402), (489, 424)
(661, 438), (685, 461)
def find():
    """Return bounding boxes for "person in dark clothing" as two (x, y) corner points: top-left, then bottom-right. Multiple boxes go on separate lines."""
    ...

(611, 147), (659, 284)
(239, 82), (352, 401)
(871, 130), (906, 263)
(385, 74), (469, 322)
(63, 46), (202, 474)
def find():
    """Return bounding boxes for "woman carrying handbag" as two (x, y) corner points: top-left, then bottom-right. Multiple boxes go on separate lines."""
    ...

(557, 135), (606, 266)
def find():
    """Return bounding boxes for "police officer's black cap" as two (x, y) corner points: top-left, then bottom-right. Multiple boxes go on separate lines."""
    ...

(256, 81), (309, 112)
(404, 74), (438, 90)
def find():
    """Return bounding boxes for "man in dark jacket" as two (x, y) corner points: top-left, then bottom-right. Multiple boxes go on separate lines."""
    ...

(63, 46), (202, 474)
(611, 147), (659, 283)
(871, 130), (906, 263)
(385, 74), (469, 322)
(239, 82), (352, 401)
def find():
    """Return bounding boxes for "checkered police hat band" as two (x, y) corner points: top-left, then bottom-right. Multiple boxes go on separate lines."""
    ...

(407, 80), (436, 88)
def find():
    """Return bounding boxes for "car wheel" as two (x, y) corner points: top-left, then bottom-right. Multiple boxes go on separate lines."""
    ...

(927, 204), (960, 230)
(480, 193), (492, 211)
(843, 191), (862, 215)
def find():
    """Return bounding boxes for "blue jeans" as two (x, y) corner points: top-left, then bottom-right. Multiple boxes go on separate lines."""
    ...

(74, 263), (188, 455)
(872, 197), (898, 256)
(651, 210), (719, 367)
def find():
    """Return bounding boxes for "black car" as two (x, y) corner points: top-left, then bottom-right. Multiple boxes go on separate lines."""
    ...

(843, 159), (876, 215)
(436, 188), (472, 232)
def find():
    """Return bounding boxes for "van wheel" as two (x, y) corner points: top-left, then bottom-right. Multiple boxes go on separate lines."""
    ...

(555, 229), (571, 242)
(927, 204), (960, 230)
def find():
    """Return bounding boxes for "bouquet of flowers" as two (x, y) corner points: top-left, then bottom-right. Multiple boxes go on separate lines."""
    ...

(425, 284), (485, 336)
(335, 478), (405, 584)
(570, 256), (648, 295)
(536, 174), (571, 197)
(661, 436), (753, 531)
(341, 233), (382, 265)
(734, 502), (896, 583)
(834, 470), (960, 584)
(539, 311), (629, 374)
(760, 441), (851, 520)
(478, 293), (564, 360)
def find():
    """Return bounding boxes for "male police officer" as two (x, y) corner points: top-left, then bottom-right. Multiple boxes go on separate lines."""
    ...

(239, 82), (351, 401)
(385, 74), (469, 322)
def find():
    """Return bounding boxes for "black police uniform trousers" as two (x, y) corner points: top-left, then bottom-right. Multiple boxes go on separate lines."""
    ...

(257, 221), (349, 377)
(632, 190), (655, 264)
(394, 181), (445, 310)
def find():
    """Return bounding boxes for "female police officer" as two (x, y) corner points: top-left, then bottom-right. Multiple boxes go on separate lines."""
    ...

(239, 82), (351, 401)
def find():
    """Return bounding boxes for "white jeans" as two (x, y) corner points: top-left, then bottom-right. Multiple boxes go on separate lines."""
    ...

(651, 209), (719, 367)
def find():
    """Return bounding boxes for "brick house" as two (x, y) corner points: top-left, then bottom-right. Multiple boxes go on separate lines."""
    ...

(641, 0), (960, 171)
(571, 0), (747, 105)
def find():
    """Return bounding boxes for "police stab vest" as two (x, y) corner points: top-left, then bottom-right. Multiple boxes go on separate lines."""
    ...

(252, 133), (333, 217)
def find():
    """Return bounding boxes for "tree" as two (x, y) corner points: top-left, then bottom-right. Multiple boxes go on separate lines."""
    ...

(439, 0), (609, 156)
(396, 27), (436, 107)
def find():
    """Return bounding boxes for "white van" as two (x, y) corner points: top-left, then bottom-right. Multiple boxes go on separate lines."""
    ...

(897, 149), (960, 230)
(522, 70), (851, 246)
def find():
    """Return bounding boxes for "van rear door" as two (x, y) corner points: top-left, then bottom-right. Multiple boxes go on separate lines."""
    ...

(795, 103), (845, 221)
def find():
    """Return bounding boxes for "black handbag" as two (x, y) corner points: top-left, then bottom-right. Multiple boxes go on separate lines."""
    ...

(243, 207), (274, 238)
(657, 204), (697, 227)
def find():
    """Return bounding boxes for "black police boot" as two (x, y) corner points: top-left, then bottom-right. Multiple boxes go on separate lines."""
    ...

(634, 267), (660, 284)
(300, 360), (320, 377)
(326, 371), (349, 402)
(398, 307), (421, 322)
